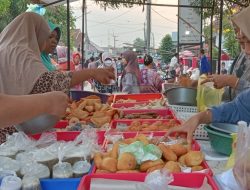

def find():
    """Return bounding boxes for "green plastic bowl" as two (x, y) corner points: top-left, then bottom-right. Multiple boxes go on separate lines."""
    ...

(204, 125), (233, 156)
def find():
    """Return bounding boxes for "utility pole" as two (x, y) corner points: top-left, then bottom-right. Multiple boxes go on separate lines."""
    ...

(84, 1), (89, 60)
(112, 32), (118, 54)
(146, 0), (151, 54)
(152, 32), (155, 53)
(144, 22), (146, 54)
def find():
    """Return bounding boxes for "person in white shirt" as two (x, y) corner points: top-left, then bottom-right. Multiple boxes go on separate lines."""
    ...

(169, 53), (179, 77)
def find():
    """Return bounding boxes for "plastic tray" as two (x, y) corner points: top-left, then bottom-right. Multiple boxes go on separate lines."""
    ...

(110, 119), (181, 132)
(32, 131), (105, 145)
(112, 102), (166, 109)
(91, 132), (213, 176)
(78, 173), (219, 190)
(30, 132), (103, 190)
(70, 90), (110, 103)
(113, 93), (163, 103)
(168, 105), (208, 140)
(120, 109), (176, 119)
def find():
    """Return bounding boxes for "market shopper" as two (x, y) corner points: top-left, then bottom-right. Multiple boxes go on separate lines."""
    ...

(0, 91), (68, 130)
(94, 52), (118, 93)
(0, 12), (114, 142)
(121, 50), (140, 94)
(169, 53), (179, 78)
(41, 21), (61, 71)
(201, 7), (250, 100)
(199, 49), (211, 75)
(140, 54), (163, 93)
(0, 12), (115, 95)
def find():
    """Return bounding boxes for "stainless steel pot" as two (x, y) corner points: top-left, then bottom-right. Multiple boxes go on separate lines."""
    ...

(164, 87), (197, 106)
(15, 114), (59, 134)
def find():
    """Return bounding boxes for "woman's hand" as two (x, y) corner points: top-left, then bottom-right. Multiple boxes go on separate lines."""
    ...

(91, 67), (115, 84)
(201, 74), (238, 89)
(44, 91), (69, 117)
(164, 111), (212, 149)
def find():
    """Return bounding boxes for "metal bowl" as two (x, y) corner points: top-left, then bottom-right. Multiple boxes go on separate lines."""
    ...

(164, 87), (197, 106)
(15, 114), (59, 135)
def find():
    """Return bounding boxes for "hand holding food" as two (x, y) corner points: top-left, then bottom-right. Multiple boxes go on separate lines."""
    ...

(91, 67), (115, 84)
(200, 74), (239, 89)
(44, 91), (69, 117)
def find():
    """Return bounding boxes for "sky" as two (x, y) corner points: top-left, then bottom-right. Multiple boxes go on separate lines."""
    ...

(71, 0), (179, 48)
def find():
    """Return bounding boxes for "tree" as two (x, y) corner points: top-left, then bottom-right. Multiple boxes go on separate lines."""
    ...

(133, 38), (145, 53)
(159, 34), (174, 63)
(0, 0), (76, 46)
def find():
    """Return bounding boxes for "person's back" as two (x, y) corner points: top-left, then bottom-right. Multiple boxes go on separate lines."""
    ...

(199, 49), (210, 75)
(140, 55), (163, 93)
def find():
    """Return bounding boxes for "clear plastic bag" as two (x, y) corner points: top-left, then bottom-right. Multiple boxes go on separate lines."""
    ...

(22, 176), (41, 190)
(197, 75), (224, 111)
(72, 160), (91, 178)
(233, 121), (250, 190)
(0, 176), (22, 190)
(20, 163), (50, 179)
(143, 169), (173, 190)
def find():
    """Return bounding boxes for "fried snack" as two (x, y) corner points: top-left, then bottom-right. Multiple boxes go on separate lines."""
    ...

(191, 165), (204, 171)
(71, 109), (89, 119)
(85, 106), (94, 112)
(101, 157), (117, 172)
(169, 144), (188, 157)
(178, 154), (186, 166)
(106, 109), (116, 117)
(85, 98), (101, 106)
(158, 144), (177, 161)
(69, 117), (80, 125)
(96, 169), (112, 173)
(136, 134), (149, 145)
(100, 104), (110, 111)
(122, 138), (136, 144)
(102, 151), (111, 159)
(92, 111), (106, 117)
(78, 101), (87, 110)
(140, 159), (164, 172)
(111, 142), (120, 159)
(164, 161), (181, 173)
(146, 164), (164, 173)
(117, 152), (137, 170)
(94, 102), (102, 111)
(90, 116), (111, 127)
(116, 170), (140, 173)
(94, 153), (103, 169)
(185, 151), (204, 167)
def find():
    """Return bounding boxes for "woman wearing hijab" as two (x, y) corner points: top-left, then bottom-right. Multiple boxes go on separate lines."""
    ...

(41, 21), (61, 71)
(164, 6), (250, 148)
(121, 50), (140, 94)
(0, 12), (114, 142)
(94, 52), (118, 93)
(140, 54), (163, 93)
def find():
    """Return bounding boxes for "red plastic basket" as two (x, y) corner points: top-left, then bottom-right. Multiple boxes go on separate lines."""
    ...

(120, 108), (176, 119)
(113, 93), (163, 103)
(110, 119), (181, 132)
(91, 132), (213, 176)
(77, 173), (219, 190)
(31, 131), (105, 145)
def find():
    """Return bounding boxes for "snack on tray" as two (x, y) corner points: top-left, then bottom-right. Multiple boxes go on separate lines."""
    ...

(93, 134), (205, 174)
(124, 120), (180, 132)
(64, 95), (120, 128)
(120, 111), (174, 119)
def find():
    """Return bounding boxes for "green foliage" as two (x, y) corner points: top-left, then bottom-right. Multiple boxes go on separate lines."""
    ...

(0, 0), (76, 46)
(133, 37), (145, 52)
(222, 16), (240, 58)
(159, 34), (174, 63)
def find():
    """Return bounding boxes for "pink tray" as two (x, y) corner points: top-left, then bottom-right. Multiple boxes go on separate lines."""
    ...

(113, 93), (163, 103)
(91, 132), (213, 176)
(120, 108), (176, 119)
(31, 131), (105, 145)
(78, 173), (219, 190)
(110, 119), (181, 132)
